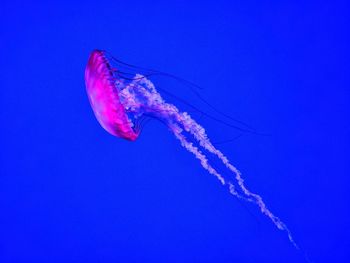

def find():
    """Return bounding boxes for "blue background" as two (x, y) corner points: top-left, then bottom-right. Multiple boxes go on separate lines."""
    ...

(1, 1), (349, 262)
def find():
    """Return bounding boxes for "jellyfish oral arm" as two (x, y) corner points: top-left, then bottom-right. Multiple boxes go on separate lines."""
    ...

(118, 74), (298, 249)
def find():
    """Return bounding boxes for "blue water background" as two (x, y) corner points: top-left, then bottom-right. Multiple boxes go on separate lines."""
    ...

(1, 1), (349, 262)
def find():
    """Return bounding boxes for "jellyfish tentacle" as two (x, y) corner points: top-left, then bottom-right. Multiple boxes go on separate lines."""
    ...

(121, 74), (299, 248)
(173, 101), (299, 249)
(172, 126), (225, 185)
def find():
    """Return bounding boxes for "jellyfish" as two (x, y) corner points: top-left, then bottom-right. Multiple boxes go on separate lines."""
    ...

(84, 49), (298, 248)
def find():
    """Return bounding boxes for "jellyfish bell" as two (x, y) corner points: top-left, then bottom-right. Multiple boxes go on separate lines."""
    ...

(85, 49), (139, 141)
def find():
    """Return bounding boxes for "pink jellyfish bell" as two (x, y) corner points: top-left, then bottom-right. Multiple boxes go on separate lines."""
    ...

(85, 50), (139, 141)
